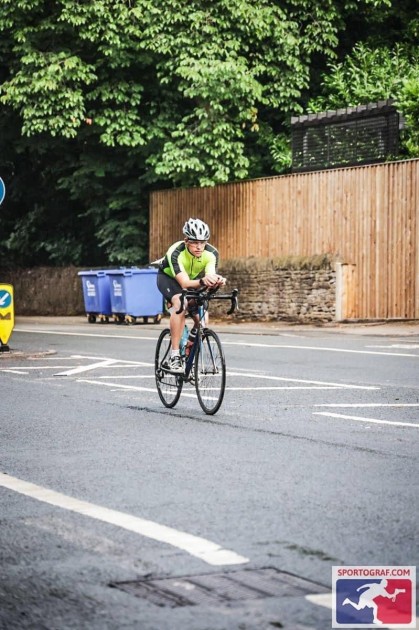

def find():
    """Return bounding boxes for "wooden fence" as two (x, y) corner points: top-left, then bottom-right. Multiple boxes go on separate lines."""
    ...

(150, 159), (419, 320)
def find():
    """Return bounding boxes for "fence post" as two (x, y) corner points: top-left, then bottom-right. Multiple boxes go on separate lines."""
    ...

(335, 263), (357, 321)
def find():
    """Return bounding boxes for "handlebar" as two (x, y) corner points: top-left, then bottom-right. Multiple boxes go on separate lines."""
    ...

(175, 288), (239, 315)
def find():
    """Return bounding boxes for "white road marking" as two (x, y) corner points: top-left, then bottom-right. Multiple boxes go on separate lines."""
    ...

(226, 366), (270, 373)
(1, 369), (29, 374)
(54, 359), (118, 376)
(95, 375), (156, 379)
(14, 328), (419, 357)
(15, 328), (156, 341)
(3, 364), (153, 376)
(314, 412), (419, 428)
(305, 592), (332, 609)
(15, 357), (84, 362)
(224, 341), (419, 357)
(367, 344), (419, 349)
(226, 372), (379, 390)
(0, 472), (248, 566)
(77, 371), (377, 394)
(78, 379), (157, 393)
(77, 379), (210, 399)
(3, 366), (79, 370)
(71, 355), (153, 367)
(315, 403), (419, 408)
(225, 386), (345, 390)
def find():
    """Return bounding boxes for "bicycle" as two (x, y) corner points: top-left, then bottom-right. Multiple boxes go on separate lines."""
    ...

(155, 288), (239, 415)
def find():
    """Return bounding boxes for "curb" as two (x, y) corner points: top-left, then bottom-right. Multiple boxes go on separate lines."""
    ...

(13, 316), (419, 338)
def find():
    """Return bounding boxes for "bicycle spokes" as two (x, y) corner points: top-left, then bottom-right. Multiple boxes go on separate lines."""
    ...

(195, 330), (226, 415)
(155, 329), (183, 408)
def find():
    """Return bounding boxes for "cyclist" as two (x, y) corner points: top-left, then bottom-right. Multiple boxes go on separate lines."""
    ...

(156, 217), (226, 372)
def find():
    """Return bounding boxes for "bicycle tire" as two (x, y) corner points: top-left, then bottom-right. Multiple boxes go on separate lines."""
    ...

(195, 329), (226, 415)
(155, 328), (183, 408)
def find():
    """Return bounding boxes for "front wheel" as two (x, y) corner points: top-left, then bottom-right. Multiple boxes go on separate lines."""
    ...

(195, 329), (226, 415)
(155, 329), (183, 408)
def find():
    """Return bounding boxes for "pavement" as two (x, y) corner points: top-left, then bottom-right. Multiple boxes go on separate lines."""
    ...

(13, 315), (419, 337)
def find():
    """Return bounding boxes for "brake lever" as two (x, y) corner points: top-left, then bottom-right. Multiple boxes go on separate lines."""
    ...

(227, 288), (239, 315)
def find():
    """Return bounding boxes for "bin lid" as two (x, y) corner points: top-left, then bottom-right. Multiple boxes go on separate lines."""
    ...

(105, 268), (158, 277)
(78, 270), (108, 277)
(78, 268), (129, 277)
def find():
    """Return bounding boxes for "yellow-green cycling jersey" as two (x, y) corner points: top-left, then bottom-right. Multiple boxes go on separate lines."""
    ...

(160, 241), (219, 279)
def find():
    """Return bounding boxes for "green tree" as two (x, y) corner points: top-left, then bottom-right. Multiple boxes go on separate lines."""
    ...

(0, 0), (396, 266)
(308, 43), (419, 156)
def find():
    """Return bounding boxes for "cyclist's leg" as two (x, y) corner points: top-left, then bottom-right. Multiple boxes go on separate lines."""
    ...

(169, 293), (186, 350)
(156, 271), (186, 354)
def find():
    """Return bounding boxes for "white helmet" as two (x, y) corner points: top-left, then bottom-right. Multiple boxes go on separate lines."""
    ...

(183, 218), (210, 241)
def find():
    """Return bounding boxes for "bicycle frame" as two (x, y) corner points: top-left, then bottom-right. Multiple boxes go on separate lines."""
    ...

(155, 287), (238, 414)
(177, 288), (238, 382)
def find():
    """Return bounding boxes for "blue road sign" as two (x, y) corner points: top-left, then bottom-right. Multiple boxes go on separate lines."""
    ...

(0, 178), (5, 206)
(0, 284), (14, 345)
(0, 289), (12, 309)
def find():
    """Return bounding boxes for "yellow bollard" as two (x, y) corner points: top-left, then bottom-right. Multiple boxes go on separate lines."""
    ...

(0, 284), (14, 352)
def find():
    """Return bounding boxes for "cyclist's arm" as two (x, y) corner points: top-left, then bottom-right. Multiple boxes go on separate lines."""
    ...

(202, 249), (226, 287)
(175, 271), (203, 290)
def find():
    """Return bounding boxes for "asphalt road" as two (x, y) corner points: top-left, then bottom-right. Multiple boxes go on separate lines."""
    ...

(1, 317), (418, 630)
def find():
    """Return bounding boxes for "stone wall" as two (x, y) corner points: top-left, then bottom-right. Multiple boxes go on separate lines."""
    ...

(215, 255), (336, 322)
(0, 255), (337, 322)
(0, 266), (85, 316)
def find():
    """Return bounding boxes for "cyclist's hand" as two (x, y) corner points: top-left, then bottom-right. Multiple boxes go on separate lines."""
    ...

(203, 274), (226, 287)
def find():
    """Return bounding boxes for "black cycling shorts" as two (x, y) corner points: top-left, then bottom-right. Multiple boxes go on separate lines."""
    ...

(157, 270), (183, 303)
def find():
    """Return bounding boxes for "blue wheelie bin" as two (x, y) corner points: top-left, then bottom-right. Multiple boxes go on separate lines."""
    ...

(78, 270), (113, 323)
(107, 267), (163, 324)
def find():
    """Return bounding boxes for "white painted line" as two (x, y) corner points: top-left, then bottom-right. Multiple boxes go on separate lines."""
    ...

(71, 355), (153, 367)
(15, 328), (157, 341)
(78, 379), (157, 393)
(224, 341), (419, 358)
(14, 328), (419, 357)
(29, 356), (85, 367)
(78, 379), (218, 400)
(306, 592), (332, 609)
(75, 364), (152, 369)
(54, 359), (118, 376)
(226, 366), (271, 373)
(367, 344), (419, 349)
(315, 403), (419, 408)
(314, 412), (419, 428)
(227, 372), (379, 390)
(0, 472), (249, 566)
(1, 369), (29, 374)
(95, 375), (156, 379)
(3, 366), (78, 370)
(225, 386), (342, 390)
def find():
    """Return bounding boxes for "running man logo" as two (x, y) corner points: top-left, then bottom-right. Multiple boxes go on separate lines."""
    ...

(332, 566), (416, 628)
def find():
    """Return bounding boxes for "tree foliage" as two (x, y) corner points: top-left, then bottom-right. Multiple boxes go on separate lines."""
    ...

(308, 0), (419, 155)
(0, 0), (415, 267)
(308, 43), (419, 156)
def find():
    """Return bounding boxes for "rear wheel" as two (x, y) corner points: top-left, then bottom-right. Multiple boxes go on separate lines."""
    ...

(155, 329), (183, 408)
(195, 329), (226, 415)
